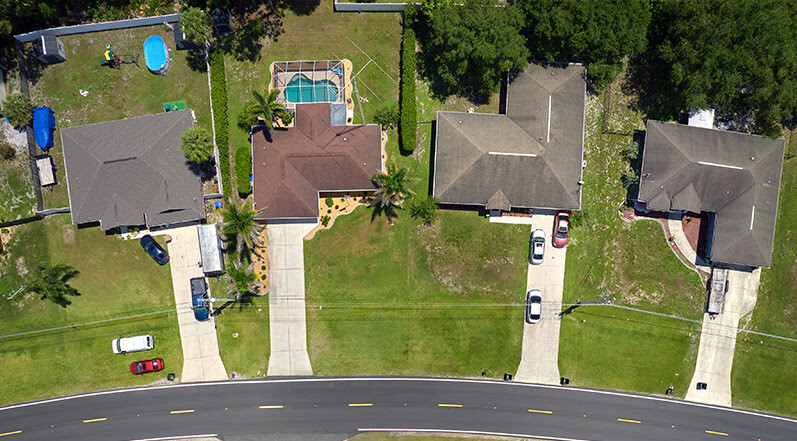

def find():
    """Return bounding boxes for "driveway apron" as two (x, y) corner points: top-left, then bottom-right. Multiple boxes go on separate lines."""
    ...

(266, 222), (314, 376)
(166, 225), (228, 382)
(686, 268), (760, 406)
(516, 214), (567, 384)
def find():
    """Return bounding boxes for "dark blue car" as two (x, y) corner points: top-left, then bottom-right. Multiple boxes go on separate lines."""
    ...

(140, 235), (169, 265)
(190, 277), (210, 321)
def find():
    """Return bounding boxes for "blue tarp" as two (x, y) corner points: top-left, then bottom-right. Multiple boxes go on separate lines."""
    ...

(33, 106), (55, 151)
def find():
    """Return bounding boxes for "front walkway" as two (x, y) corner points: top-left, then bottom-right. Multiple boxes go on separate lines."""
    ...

(266, 222), (314, 376)
(515, 213), (566, 385)
(686, 268), (760, 406)
(667, 213), (711, 271)
(166, 225), (228, 382)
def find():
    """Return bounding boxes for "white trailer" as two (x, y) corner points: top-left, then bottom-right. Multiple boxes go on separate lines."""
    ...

(197, 224), (225, 276)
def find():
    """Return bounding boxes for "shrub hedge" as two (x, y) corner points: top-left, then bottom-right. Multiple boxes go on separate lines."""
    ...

(400, 26), (417, 155)
(209, 49), (231, 198)
(235, 141), (252, 197)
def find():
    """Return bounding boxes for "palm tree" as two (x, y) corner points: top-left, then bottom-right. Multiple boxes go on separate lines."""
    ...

(241, 89), (293, 130)
(180, 127), (214, 163)
(221, 201), (263, 261)
(221, 261), (261, 300)
(27, 262), (81, 308)
(178, 7), (212, 45)
(371, 161), (418, 209)
(410, 196), (440, 225)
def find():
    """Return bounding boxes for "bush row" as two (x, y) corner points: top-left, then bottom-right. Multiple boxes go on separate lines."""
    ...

(399, 26), (417, 155)
(235, 142), (252, 197)
(209, 49), (231, 199)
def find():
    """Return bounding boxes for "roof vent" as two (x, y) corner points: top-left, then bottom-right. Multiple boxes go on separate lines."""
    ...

(458, 120), (462, 124)
(577, 180), (584, 185)
(750, 156), (755, 161)
(343, 137), (348, 141)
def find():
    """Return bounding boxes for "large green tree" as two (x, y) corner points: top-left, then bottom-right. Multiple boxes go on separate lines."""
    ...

(371, 162), (418, 210)
(519, 0), (651, 87)
(417, 0), (528, 97)
(1, 94), (33, 127)
(178, 6), (212, 45)
(630, 0), (797, 133)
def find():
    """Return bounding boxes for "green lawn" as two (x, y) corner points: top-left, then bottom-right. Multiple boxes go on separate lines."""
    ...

(558, 68), (705, 396)
(27, 24), (212, 209)
(214, 287), (270, 379)
(0, 214), (180, 405)
(731, 130), (797, 417)
(0, 154), (36, 222)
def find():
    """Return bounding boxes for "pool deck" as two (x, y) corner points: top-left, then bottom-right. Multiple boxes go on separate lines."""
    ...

(269, 59), (353, 117)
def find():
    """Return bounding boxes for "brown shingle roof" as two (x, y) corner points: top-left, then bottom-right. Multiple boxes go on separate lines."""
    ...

(252, 103), (382, 220)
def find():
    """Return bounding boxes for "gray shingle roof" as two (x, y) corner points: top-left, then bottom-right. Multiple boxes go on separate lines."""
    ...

(639, 120), (785, 268)
(433, 63), (586, 211)
(61, 110), (205, 230)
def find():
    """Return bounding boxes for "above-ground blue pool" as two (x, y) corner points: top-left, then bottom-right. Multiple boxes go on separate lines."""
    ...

(144, 36), (169, 75)
(284, 74), (339, 103)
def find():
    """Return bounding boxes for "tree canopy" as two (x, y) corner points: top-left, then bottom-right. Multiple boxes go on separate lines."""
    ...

(180, 127), (214, 163)
(629, 0), (797, 133)
(518, 0), (651, 87)
(178, 6), (212, 45)
(416, 0), (528, 97)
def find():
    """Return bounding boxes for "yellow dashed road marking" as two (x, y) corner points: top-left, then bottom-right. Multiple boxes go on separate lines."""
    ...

(348, 403), (373, 407)
(0, 431), (22, 437)
(170, 409), (195, 414)
(82, 418), (107, 423)
(259, 405), (284, 409)
(617, 418), (641, 424)
(528, 409), (553, 414)
(705, 430), (729, 436)
(438, 404), (463, 408)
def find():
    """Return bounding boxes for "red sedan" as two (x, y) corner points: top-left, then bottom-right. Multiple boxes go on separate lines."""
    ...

(553, 212), (570, 248)
(130, 358), (164, 375)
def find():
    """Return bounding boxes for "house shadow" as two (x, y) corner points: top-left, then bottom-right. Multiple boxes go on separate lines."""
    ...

(624, 130), (646, 205)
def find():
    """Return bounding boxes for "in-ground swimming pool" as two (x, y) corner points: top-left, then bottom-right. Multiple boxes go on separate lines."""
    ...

(283, 74), (339, 103)
(144, 35), (169, 75)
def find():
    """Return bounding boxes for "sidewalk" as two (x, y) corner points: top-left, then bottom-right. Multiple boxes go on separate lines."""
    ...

(266, 222), (314, 376)
(166, 225), (227, 382)
(686, 268), (760, 406)
(515, 214), (566, 385)
(667, 213), (710, 271)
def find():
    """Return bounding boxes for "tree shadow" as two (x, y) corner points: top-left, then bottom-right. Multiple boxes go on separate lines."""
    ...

(624, 130), (646, 205)
(279, 0), (322, 16)
(623, 52), (681, 122)
(19, 44), (44, 87)
(369, 202), (399, 223)
(217, 12), (282, 63)
(185, 48), (208, 72)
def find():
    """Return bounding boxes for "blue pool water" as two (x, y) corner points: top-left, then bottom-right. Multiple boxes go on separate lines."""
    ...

(144, 36), (169, 75)
(284, 74), (339, 103)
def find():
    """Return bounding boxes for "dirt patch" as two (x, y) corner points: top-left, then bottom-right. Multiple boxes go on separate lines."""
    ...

(62, 224), (75, 245)
(15, 256), (28, 277)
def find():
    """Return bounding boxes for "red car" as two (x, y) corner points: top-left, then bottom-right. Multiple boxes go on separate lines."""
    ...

(553, 212), (570, 248)
(130, 358), (164, 375)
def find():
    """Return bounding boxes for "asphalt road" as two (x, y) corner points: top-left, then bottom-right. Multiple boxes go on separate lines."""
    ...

(1, 378), (794, 441)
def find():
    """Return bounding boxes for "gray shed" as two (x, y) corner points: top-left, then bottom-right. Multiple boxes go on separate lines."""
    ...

(197, 224), (225, 276)
(35, 35), (66, 64)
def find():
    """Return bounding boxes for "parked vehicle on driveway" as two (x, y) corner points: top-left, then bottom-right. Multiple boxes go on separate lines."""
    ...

(113, 334), (154, 354)
(530, 229), (546, 264)
(190, 277), (210, 321)
(140, 235), (169, 265)
(553, 212), (570, 248)
(130, 358), (164, 375)
(526, 290), (542, 324)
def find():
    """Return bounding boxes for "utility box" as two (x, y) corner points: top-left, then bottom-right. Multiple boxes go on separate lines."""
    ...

(211, 8), (233, 35)
(197, 224), (225, 276)
(35, 35), (66, 64)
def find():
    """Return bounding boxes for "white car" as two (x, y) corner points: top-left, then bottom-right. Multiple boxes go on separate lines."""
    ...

(526, 290), (542, 324)
(530, 229), (545, 264)
(112, 335), (154, 354)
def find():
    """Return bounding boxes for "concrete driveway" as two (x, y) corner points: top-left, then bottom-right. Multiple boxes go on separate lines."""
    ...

(515, 213), (567, 385)
(166, 225), (227, 382)
(686, 268), (760, 406)
(266, 222), (314, 376)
